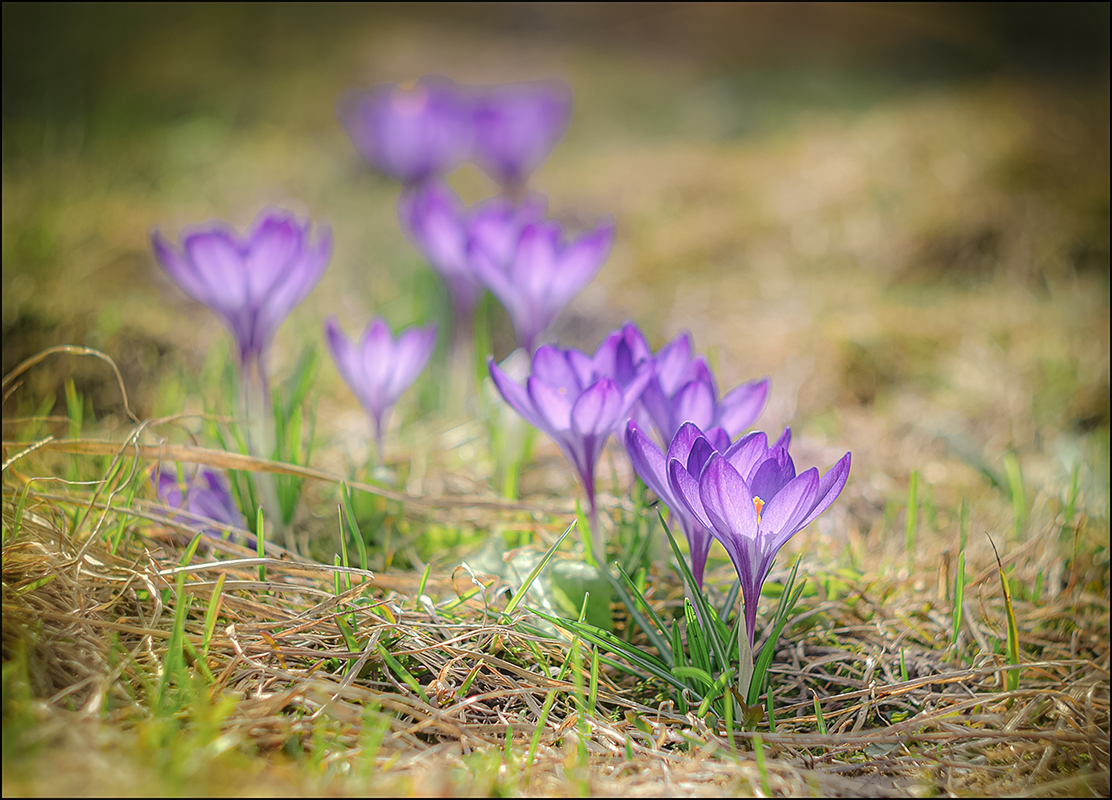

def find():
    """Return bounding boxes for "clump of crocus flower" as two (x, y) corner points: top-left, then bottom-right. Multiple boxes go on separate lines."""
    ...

(397, 180), (546, 342)
(154, 468), (245, 539)
(639, 331), (769, 445)
(324, 316), (438, 464)
(667, 422), (850, 647)
(626, 420), (733, 590)
(336, 76), (474, 186)
(471, 217), (615, 353)
(487, 330), (653, 555)
(470, 80), (573, 193)
(150, 207), (333, 456)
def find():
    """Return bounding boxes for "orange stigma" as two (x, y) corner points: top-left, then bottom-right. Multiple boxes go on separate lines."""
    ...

(753, 496), (765, 523)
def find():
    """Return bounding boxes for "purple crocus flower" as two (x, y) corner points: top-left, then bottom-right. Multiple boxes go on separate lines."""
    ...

(471, 218), (615, 353)
(487, 339), (652, 548)
(397, 181), (546, 336)
(668, 422), (850, 646)
(150, 208), (332, 388)
(325, 316), (438, 462)
(625, 420), (732, 589)
(337, 77), (474, 185)
(639, 331), (769, 444)
(470, 80), (573, 190)
(154, 468), (245, 538)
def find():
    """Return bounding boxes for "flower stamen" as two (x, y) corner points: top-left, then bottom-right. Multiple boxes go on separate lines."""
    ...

(753, 495), (765, 524)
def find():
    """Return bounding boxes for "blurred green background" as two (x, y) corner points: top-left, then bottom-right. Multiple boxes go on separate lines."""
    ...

(2, 4), (1109, 555)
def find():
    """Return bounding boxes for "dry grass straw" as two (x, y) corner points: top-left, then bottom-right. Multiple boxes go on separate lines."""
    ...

(2, 348), (1109, 795)
(3, 419), (1109, 797)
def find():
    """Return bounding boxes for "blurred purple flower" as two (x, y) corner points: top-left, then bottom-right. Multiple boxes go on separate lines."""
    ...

(639, 331), (769, 444)
(471, 80), (573, 189)
(325, 316), (438, 460)
(668, 423), (850, 645)
(625, 420), (731, 589)
(337, 77), (474, 185)
(471, 218), (615, 353)
(154, 468), (245, 538)
(397, 181), (546, 331)
(150, 207), (332, 383)
(487, 338), (652, 539)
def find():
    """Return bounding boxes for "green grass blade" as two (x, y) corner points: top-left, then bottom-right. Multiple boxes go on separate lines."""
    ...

(527, 606), (686, 693)
(684, 598), (711, 674)
(747, 581), (806, 706)
(812, 691), (827, 734)
(660, 512), (729, 672)
(988, 535), (1021, 692)
(951, 550), (965, 647)
(503, 519), (576, 616)
(694, 667), (735, 718)
(256, 506), (266, 583)
(202, 572), (226, 657)
(376, 642), (430, 704)
(607, 562), (672, 665)
(340, 482), (368, 573)
(672, 665), (715, 690)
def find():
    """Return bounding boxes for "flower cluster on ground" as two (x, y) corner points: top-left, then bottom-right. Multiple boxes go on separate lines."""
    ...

(149, 73), (851, 698)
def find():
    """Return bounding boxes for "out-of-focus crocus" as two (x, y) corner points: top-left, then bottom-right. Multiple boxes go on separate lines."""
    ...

(487, 340), (652, 550)
(625, 420), (731, 589)
(471, 218), (614, 353)
(150, 207), (332, 408)
(337, 77), (474, 185)
(471, 80), (573, 190)
(397, 181), (546, 337)
(639, 331), (769, 444)
(154, 468), (245, 538)
(325, 316), (438, 462)
(668, 423), (850, 646)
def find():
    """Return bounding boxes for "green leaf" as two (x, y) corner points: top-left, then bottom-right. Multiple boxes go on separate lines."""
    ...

(527, 606), (686, 693)
(607, 561), (672, 665)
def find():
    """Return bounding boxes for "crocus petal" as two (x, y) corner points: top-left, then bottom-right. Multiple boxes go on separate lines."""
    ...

(324, 317), (367, 408)
(760, 467), (820, 547)
(182, 229), (248, 309)
(386, 324), (438, 399)
(796, 452), (851, 531)
(685, 436), (718, 478)
(488, 356), (546, 431)
(698, 455), (761, 597)
(668, 458), (714, 531)
(773, 427), (792, 451)
(256, 224), (332, 349)
(155, 472), (184, 508)
(653, 332), (694, 395)
(698, 455), (760, 546)
(748, 447), (798, 502)
(715, 377), (770, 436)
(527, 376), (573, 432)
(152, 231), (213, 305)
(471, 80), (572, 184)
(705, 426), (732, 454)
(245, 213), (305, 298)
(570, 378), (622, 438)
(671, 379), (716, 433)
(723, 430), (770, 480)
(532, 345), (584, 395)
(548, 221), (614, 308)
(625, 421), (675, 507)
